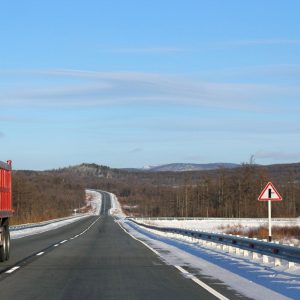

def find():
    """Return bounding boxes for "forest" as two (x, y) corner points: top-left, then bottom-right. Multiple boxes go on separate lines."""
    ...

(11, 170), (85, 224)
(97, 163), (300, 218)
(11, 162), (300, 224)
(114, 165), (300, 218)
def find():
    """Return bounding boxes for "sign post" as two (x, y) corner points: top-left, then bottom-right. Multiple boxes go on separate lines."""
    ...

(258, 182), (282, 242)
(268, 200), (272, 241)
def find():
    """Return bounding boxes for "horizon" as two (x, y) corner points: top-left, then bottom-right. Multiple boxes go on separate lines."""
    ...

(1, 1), (300, 170)
(12, 160), (300, 172)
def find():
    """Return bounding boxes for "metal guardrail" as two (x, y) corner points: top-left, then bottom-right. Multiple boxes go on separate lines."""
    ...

(133, 217), (299, 222)
(10, 214), (88, 231)
(127, 218), (300, 264)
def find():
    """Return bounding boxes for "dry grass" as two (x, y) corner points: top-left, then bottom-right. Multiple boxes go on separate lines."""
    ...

(225, 225), (300, 246)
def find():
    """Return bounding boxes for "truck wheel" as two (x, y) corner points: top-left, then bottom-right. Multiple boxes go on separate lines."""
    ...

(0, 229), (7, 262)
(5, 227), (10, 260)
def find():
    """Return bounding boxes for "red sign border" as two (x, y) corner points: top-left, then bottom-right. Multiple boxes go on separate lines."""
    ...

(258, 182), (282, 201)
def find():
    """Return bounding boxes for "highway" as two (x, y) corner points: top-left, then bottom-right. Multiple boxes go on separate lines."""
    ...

(0, 192), (243, 299)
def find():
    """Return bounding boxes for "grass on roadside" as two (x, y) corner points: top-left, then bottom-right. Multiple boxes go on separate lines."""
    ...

(224, 225), (300, 246)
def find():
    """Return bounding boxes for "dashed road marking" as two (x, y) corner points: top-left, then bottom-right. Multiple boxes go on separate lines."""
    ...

(5, 266), (20, 274)
(2, 215), (102, 278)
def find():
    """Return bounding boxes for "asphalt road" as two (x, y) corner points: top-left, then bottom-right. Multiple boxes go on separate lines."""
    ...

(0, 192), (237, 300)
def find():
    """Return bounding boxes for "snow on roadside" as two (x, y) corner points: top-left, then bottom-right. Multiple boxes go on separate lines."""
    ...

(139, 218), (300, 245)
(109, 192), (126, 218)
(140, 218), (300, 232)
(120, 219), (299, 300)
(86, 189), (102, 215)
(11, 215), (91, 239)
(11, 189), (102, 239)
(109, 194), (299, 299)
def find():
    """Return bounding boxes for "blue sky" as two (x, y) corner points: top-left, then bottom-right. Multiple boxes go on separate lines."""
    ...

(1, 0), (300, 170)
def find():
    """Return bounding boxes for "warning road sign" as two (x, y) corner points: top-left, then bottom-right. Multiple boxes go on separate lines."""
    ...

(258, 182), (282, 201)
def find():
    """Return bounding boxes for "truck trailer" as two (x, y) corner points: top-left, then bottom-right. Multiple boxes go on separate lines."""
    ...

(0, 160), (13, 261)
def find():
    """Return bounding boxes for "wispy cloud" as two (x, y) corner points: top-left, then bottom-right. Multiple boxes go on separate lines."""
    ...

(234, 39), (300, 46)
(111, 47), (184, 54)
(255, 151), (300, 161)
(0, 132), (5, 138)
(129, 147), (143, 154)
(0, 116), (44, 123)
(103, 40), (300, 54)
(1, 69), (299, 112)
(144, 118), (300, 135)
(200, 64), (300, 81)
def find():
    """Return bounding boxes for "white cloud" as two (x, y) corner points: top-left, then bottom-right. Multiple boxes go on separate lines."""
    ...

(129, 147), (143, 153)
(142, 117), (300, 135)
(234, 39), (300, 46)
(1, 69), (299, 112)
(200, 64), (300, 82)
(110, 47), (184, 54)
(255, 151), (300, 161)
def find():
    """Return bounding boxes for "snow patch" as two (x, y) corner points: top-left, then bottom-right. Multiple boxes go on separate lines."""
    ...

(11, 189), (102, 239)
(139, 218), (300, 245)
(109, 192), (126, 218)
(11, 215), (90, 239)
(119, 219), (300, 300)
(86, 189), (102, 215)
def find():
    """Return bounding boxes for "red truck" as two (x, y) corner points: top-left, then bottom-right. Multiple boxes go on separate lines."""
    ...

(0, 160), (13, 261)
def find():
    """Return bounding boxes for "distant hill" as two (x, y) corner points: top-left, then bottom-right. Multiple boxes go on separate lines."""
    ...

(53, 163), (113, 178)
(59, 162), (240, 175)
(140, 163), (240, 172)
(51, 161), (300, 180)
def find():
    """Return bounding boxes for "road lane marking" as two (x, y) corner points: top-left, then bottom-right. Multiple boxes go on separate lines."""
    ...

(5, 266), (20, 274)
(2, 215), (103, 278)
(117, 222), (160, 256)
(118, 220), (229, 300)
(175, 265), (230, 300)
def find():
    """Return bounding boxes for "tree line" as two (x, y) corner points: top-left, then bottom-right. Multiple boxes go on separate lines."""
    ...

(10, 162), (300, 224)
(11, 170), (85, 224)
(107, 164), (300, 218)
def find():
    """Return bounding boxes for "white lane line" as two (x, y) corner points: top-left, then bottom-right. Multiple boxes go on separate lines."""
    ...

(119, 221), (229, 300)
(5, 266), (20, 274)
(76, 216), (102, 236)
(4, 216), (103, 277)
(175, 265), (230, 300)
(117, 221), (159, 256)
